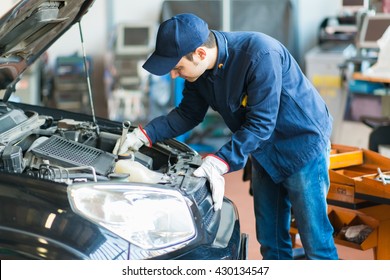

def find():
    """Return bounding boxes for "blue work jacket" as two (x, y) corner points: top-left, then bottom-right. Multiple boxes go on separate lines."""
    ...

(145, 31), (333, 183)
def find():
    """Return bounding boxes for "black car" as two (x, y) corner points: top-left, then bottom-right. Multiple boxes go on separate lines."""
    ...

(0, 0), (247, 260)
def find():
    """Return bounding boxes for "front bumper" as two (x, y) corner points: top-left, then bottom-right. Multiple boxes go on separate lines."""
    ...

(170, 198), (248, 260)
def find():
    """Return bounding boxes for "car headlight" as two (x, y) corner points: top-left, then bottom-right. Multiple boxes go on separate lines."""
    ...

(67, 184), (196, 250)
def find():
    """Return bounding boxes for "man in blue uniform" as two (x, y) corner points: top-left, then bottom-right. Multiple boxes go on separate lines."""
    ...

(113, 13), (338, 260)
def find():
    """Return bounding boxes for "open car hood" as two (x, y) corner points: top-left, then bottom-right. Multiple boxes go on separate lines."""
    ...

(0, 0), (95, 100)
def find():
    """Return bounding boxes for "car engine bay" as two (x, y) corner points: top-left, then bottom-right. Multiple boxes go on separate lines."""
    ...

(0, 0), (204, 190)
(0, 101), (202, 188)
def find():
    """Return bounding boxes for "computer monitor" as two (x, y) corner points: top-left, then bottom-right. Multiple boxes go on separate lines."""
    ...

(358, 13), (390, 49)
(342, 0), (368, 13)
(114, 22), (156, 56)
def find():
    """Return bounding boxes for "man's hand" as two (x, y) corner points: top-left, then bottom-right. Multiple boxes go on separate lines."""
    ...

(193, 155), (229, 211)
(112, 126), (151, 155)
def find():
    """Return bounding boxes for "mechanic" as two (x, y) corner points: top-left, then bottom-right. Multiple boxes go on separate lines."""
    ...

(113, 13), (338, 260)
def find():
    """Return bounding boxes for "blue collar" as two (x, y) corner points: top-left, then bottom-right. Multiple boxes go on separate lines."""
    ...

(211, 30), (229, 78)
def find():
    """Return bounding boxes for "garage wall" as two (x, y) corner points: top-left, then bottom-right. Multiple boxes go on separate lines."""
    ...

(0, 0), (344, 119)
(45, 0), (343, 72)
(0, 0), (344, 69)
(44, 0), (165, 118)
(296, 0), (340, 67)
(47, 0), (164, 61)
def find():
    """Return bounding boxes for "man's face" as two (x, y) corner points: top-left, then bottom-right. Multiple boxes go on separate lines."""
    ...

(170, 53), (208, 82)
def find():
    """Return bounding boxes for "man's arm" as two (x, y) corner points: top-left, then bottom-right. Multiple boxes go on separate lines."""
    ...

(145, 85), (209, 143)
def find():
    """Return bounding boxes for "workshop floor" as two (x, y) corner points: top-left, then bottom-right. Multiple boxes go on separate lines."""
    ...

(224, 170), (376, 260)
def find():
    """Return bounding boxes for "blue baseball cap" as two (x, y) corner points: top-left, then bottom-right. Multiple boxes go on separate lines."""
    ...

(142, 13), (209, 76)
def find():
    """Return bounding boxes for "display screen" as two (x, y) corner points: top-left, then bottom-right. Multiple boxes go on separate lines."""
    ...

(123, 27), (149, 46)
(342, 0), (365, 6)
(342, 0), (368, 12)
(364, 19), (390, 41)
(359, 14), (390, 48)
(115, 23), (155, 55)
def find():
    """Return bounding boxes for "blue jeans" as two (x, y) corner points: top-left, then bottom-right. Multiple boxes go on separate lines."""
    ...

(251, 145), (338, 260)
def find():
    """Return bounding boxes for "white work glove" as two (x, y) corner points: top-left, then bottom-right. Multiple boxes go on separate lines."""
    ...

(193, 155), (229, 211)
(113, 126), (151, 155)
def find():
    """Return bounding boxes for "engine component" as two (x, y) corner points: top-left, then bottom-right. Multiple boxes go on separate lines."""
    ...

(114, 159), (170, 184)
(0, 145), (23, 173)
(0, 110), (45, 145)
(29, 135), (116, 175)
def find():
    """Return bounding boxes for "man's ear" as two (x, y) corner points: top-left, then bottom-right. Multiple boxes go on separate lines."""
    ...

(194, 47), (207, 60)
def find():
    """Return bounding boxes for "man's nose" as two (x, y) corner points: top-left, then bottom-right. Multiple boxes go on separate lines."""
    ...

(170, 70), (180, 79)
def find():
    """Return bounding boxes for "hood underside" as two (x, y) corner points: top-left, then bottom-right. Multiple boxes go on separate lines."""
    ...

(0, 0), (95, 99)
